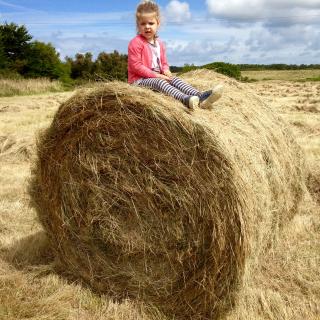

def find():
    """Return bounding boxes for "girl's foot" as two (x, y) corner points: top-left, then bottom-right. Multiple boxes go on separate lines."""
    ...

(199, 90), (212, 102)
(185, 96), (200, 110)
(200, 84), (224, 109)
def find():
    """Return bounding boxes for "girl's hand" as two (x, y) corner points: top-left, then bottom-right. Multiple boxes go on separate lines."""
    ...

(156, 73), (172, 82)
(163, 70), (172, 78)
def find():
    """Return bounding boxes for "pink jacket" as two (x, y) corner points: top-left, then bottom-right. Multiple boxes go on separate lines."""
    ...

(128, 34), (170, 84)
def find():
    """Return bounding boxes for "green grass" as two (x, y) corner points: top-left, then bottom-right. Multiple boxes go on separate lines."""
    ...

(306, 76), (320, 81)
(0, 78), (65, 97)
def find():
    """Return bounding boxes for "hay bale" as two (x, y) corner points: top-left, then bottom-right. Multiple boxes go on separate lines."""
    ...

(30, 71), (305, 319)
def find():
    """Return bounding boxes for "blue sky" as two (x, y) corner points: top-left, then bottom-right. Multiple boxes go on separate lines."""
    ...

(1, 0), (320, 65)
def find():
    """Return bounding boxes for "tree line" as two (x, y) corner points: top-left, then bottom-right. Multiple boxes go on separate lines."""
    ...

(171, 62), (320, 74)
(0, 23), (128, 84)
(237, 64), (320, 71)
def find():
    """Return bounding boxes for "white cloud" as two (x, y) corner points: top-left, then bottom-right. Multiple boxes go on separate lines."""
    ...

(201, 0), (320, 65)
(44, 33), (129, 59)
(0, 7), (134, 59)
(165, 0), (191, 23)
(205, 0), (320, 25)
(162, 15), (320, 66)
(267, 0), (320, 9)
(165, 38), (242, 65)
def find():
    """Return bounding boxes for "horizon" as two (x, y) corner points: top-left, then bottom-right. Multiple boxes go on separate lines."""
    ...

(0, 0), (319, 66)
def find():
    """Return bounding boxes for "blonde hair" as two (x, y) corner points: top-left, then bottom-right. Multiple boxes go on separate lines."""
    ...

(136, 0), (161, 31)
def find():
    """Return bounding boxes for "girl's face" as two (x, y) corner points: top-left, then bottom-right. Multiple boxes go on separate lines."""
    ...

(138, 14), (160, 41)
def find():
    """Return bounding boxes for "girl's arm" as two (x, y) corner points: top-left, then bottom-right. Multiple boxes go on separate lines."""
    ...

(160, 42), (171, 75)
(128, 40), (157, 79)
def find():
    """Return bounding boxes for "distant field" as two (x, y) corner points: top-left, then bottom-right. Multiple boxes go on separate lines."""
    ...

(242, 69), (320, 81)
(0, 78), (64, 97)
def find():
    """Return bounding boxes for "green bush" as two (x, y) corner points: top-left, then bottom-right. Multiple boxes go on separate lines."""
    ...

(306, 75), (320, 81)
(202, 62), (241, 80)
(180, 63), (198, 74)
(240, 76), (257, 83)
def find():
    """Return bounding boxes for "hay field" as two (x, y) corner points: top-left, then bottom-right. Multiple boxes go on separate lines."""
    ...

(242, 69), (320, 81)
(0, 75), (319, 319)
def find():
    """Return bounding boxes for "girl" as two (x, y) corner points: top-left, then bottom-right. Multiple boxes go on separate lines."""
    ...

(128, 0), (223, 110)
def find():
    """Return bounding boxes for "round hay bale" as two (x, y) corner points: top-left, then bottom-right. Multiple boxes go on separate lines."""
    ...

(30, 71), (305, 320)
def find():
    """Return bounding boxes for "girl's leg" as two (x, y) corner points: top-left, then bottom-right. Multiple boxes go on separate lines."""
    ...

(171, 77), (215, 102)
(170, 77), (201, 96)
(138, 78), (189, 104)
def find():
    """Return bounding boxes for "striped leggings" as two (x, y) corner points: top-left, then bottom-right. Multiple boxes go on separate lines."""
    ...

(136, 77), (201, 104)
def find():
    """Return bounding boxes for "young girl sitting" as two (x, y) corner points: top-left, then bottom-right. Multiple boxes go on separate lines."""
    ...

(128, 0), (223, 110)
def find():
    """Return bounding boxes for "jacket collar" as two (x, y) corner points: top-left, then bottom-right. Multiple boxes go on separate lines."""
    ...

(138, 34), (160, 44)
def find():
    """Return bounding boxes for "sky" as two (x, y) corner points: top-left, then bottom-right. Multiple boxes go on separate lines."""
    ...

(0, 0), (320, 66)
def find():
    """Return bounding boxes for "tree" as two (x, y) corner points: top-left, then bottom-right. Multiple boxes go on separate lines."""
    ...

(94, 50), (127, 81)
(67, 50), (128, 81)
(57, 60), (72, 84)
(0, 22), (32, 72)
(23, 41), (68, 80)
(68, 52), (94, 79)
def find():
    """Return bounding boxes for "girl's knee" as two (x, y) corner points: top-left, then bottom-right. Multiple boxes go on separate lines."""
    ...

(153, 78), (171, 90)
(155, 78), (168, 85)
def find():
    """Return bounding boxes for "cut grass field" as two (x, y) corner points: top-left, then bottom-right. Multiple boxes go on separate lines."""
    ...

(0, 74), (319, 319)
(242, 69), (320, 81)
(0, 78), (65, 97)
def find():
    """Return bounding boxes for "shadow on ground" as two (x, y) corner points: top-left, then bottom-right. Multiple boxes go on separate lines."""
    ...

(1, 231), (54, 270)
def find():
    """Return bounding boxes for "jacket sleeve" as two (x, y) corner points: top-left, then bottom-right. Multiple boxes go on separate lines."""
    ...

(161, 42), (170, 72)
(128, 40), (157, 79)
